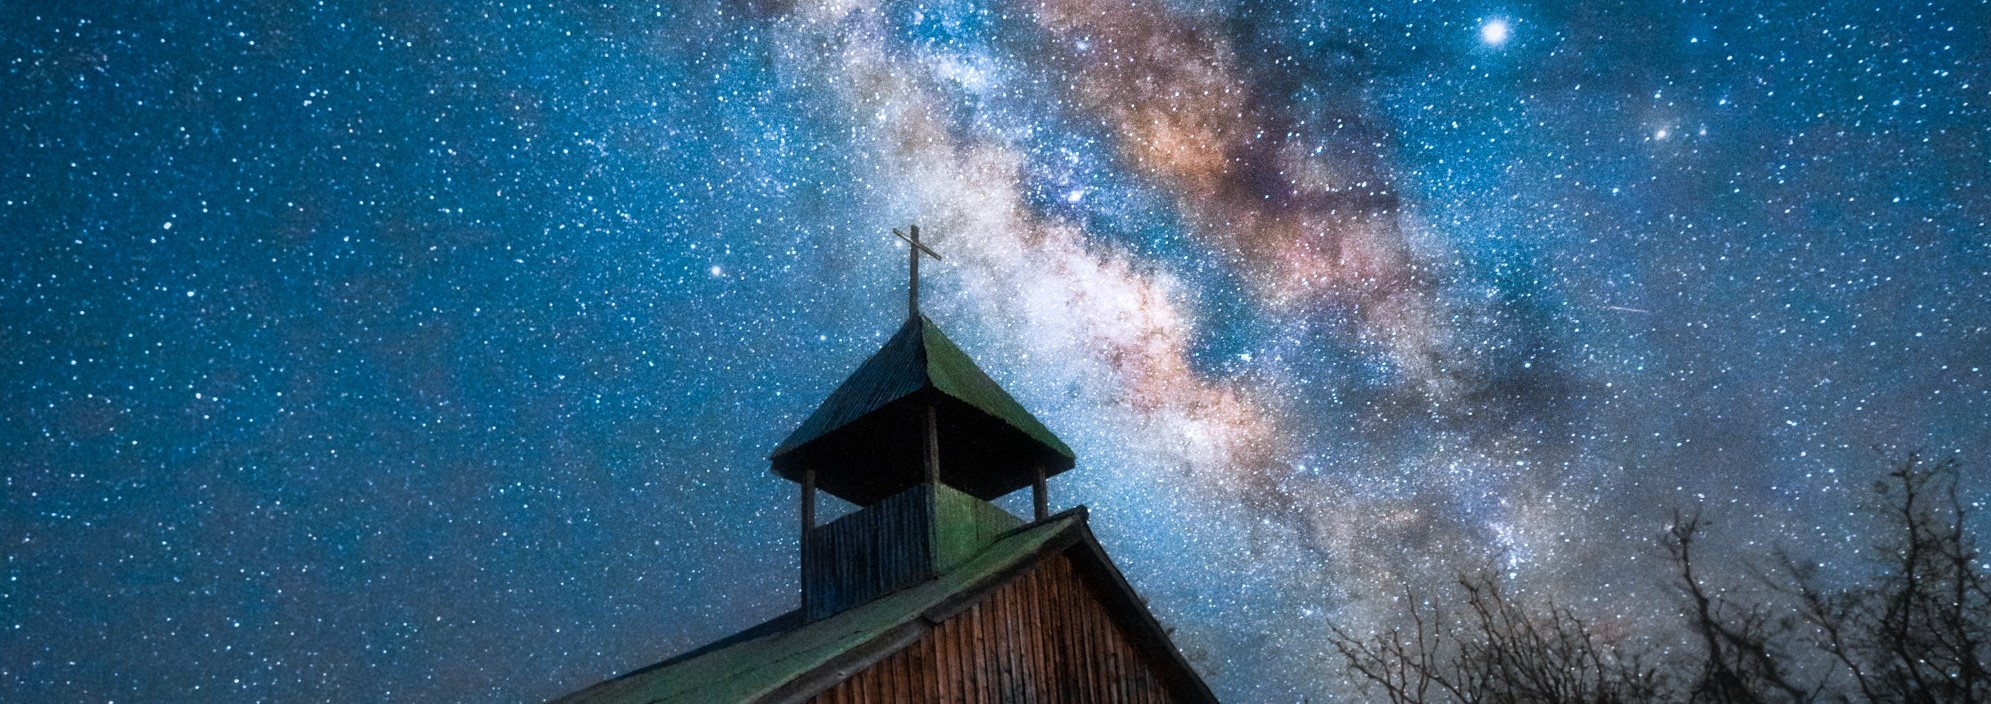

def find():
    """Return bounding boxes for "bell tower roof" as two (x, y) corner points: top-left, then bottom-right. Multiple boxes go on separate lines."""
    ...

(769, 314), (1075, 504)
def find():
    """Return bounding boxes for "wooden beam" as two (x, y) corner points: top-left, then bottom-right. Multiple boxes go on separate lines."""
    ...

(1032, 464), (1048, 521)
(801, 467), (816, 617)
(803, 468), (818, 530)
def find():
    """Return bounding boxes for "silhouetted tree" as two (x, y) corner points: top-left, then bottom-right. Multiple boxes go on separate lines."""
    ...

(1780, 455), (1990, 704)
(1330, 455), (1988, 704)
(1666, 509), (1815, 704)
(1330, 572), (1672, 704)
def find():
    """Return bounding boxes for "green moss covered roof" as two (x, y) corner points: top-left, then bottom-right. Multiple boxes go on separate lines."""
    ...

(769, 315), (1074, 463)
(551, 514), (1084, 704)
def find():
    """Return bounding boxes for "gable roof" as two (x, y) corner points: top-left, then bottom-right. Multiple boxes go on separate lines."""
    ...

(551, 508), (1218, 704)
(768, 316), (1077, 503)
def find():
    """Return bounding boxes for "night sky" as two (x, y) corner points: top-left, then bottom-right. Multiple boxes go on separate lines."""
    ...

(4, 1), (1988, 702)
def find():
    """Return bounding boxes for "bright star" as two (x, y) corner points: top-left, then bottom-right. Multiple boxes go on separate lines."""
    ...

(1480, 19), (1511, 46)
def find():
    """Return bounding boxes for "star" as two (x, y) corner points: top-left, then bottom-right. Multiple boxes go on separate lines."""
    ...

(4, 1), (1982, 702)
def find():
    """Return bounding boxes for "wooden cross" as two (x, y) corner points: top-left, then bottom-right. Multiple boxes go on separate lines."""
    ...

(892, 225), (942, 320)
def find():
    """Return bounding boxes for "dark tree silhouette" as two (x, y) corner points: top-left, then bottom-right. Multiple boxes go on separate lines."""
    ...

(1780, 455), (1990, 704)
(1330, 572), (1670, 704)
(1667, 509), (1815, 704)
(1330, 455), (1989, 704)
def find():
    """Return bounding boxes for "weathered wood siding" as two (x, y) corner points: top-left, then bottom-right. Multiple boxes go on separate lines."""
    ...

(804, 485), (934, 621)
(806, 552), (1187, 704)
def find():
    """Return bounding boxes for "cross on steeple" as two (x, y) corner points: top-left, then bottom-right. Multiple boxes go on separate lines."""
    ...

(773, 225), (1078, 623)
(893, 225), (942, 320)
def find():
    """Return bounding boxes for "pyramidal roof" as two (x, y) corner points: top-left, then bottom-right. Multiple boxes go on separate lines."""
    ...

(769, 315), (1075, 503)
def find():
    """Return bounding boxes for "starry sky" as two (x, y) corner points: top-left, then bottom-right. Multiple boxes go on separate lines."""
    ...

(4, 1), (1988, 702)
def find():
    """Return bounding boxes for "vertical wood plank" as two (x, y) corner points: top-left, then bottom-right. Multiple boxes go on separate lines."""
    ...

(997, 584), (1011, 703)
(912, 633), (930, 700)
(951, 616), (969, 704)
(1034, 568), (1051, 701)
(799, 552), (1190, 704)
(972, 600), (990, 704)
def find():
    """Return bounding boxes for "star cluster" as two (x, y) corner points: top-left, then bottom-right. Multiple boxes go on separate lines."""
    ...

(3, 1), (1987, 702)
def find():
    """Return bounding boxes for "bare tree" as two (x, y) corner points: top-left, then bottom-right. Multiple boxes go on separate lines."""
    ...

(1782, 455), (1991, 704)
(1330, 572), (1672, 704)
(1665, 510), (1817, 704)
(1329, 454), (1987, 704)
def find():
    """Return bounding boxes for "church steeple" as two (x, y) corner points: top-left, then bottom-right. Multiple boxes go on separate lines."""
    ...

(771, 226), (1076, 621)
(552, 224), (1220, 704)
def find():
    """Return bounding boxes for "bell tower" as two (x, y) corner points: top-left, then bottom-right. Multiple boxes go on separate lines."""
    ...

(769, 226), (1077, 622)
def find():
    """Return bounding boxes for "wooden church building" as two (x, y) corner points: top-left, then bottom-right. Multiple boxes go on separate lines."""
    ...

(554, 228), (1220, 704)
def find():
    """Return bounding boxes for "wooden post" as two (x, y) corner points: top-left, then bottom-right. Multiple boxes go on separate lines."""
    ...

(800, 467), (815, 615)
(908, 225), (921, 319)
(1032, 463), (1048, 521)
(802, 468), (817, 530)
(894, 225), (941, 321)
(924, 404), (940, 486)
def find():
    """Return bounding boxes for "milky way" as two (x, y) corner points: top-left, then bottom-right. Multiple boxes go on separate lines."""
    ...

(4, 1), (1988, 702)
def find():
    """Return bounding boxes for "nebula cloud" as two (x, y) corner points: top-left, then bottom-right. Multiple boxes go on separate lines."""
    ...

(773, 2), (1289, 498)
(761, 3), (1595, 694)
(1030, 0), (1460, 401)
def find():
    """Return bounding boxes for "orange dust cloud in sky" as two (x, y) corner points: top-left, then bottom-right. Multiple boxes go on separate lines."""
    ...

(1030, 0), (1462, 401)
